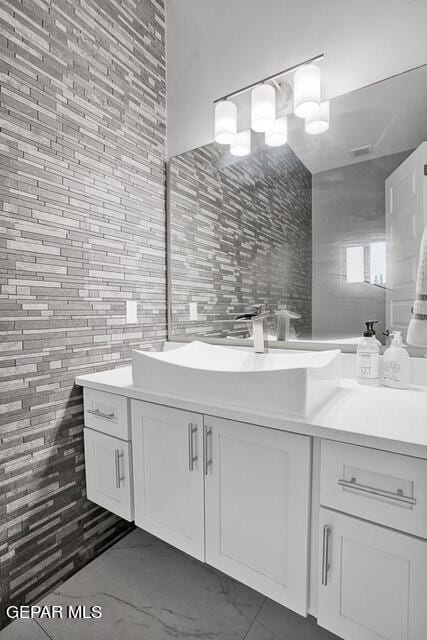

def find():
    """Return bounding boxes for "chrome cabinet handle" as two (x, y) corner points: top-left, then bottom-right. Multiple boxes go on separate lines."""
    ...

(188, 423), (198, 471)
(115, 449), (124, 488)
(87, 408), (115, 420)
(203, 426), (213, 475)
(321, 525), (331, 586)
(338, 477), (416, 506)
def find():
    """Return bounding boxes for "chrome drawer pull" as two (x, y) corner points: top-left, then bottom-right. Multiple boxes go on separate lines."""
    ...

(203, 426), (213, 475)
(115, 449), (124, 488)
(87, 408), (115, 420)
(321, 525), (331, 586)
(188, 423), (198, 471)
(338, 477), (416, 506)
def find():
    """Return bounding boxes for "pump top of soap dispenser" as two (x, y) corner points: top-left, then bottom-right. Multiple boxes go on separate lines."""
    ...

(390, 331), (404, 347)
(364, 321), (382, 344)
(363, 323), (373, 337)
(364, 320), (380, 337)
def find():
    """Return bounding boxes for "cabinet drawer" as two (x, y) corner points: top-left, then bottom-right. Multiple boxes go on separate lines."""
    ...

(320, 440), (427, 538)
(84, 428), (133, 521)
(84, 388), (130, 440)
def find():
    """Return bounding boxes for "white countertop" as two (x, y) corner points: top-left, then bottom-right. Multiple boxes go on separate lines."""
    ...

(75, 366), (427, 459)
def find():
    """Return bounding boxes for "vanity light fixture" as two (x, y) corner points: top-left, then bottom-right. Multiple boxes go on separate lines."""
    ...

(251, 84), (276, 132)
(293, 64), (321, 118)
(213, 53), (325, 155)
(230, 129), (251, 156)
(265, 116), (288, 147)
(305, 101), (330, 134)
(214, 100), (237, 144)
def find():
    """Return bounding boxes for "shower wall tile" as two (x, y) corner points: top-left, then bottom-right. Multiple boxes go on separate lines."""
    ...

(0, 0), (166, 627)
(169, 143), (312, 339)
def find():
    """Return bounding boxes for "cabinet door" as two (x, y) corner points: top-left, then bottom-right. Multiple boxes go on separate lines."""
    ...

(84, 428), (133, 521)
(204, 416), (311, 616)
(318, 508), (427, 640)
(131, 400), (204, 561)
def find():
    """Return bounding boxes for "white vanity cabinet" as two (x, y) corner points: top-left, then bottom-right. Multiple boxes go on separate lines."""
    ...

(317, 441), (427, 640)
(83, 389), (133, 521)
(79, 378), (427, 640)
(131, 401), (311, 615)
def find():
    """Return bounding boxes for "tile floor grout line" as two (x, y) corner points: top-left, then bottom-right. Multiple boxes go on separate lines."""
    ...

(242, 597), (267, 640)
(34, 619), (55, 640)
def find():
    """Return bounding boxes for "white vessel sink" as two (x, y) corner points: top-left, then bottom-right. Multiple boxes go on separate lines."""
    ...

(132, 341), (340, 417)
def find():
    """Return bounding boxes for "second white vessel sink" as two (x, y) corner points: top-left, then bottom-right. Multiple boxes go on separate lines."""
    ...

(132, 341), (340, 417)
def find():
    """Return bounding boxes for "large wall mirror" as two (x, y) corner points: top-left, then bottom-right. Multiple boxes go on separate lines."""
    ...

(167, 65), (427, 350)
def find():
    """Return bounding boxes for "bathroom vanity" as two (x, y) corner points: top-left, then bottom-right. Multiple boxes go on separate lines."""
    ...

(76, 346), (427, 640)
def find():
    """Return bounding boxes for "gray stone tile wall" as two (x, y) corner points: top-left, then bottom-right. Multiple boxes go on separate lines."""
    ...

(0, 0), (166, 627)
(168, 141), (312, 339)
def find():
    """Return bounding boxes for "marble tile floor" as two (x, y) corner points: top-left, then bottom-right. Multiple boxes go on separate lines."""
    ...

(0, 528), (341, 640)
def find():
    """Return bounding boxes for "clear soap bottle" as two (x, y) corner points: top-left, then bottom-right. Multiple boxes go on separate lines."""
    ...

(357, 322), (380, 385)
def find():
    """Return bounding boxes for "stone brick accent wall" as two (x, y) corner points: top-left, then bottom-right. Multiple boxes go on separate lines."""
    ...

(0, 0), (166, 626)
(168, 142), (312, 339)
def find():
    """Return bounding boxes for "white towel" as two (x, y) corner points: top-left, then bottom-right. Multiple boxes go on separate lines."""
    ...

(407, 227), (427, 347)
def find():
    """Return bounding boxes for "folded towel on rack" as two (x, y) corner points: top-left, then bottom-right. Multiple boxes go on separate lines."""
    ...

(407, 226), (427, 347)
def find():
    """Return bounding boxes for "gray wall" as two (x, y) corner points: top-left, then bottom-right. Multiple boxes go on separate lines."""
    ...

(169, 142), (312, 339)
(312, 151), (411, 340)
(0, 0), (166, 625)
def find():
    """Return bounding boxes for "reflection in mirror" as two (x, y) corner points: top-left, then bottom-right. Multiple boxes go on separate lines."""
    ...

(167, 65), (427, 348)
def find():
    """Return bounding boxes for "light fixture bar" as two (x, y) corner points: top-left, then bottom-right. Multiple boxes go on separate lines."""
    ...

(213, 53), (324, 104)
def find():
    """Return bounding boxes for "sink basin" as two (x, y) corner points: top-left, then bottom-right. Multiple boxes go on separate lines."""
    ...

(132, 341), (340, 417)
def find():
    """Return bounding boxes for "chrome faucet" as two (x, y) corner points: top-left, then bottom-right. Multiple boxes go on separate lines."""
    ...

(235, 304), (270, 353)
(275, 305), (301, 341)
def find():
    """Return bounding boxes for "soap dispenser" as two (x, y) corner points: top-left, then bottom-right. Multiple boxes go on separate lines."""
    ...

(383, 331), (410, 389)
(357, 322), (380, 385)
